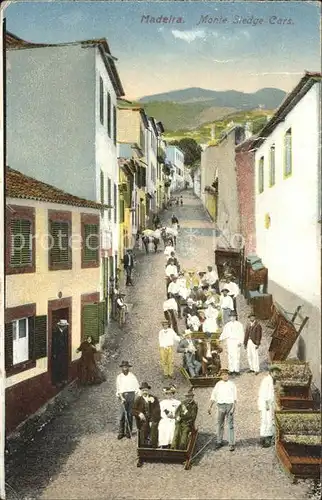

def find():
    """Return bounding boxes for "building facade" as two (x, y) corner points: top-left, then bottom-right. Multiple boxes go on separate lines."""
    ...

(6, 33), (125, 321)
(166, 146), (185, 192)
(235, 138), (257, 256)
(5, 168), (107, 433)
(254, 72), (321, 391)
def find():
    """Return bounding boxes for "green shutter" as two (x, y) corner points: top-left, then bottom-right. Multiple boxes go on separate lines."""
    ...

(5, 322), (13, 370)
(114, 183), (117, 223)
(119, 199), (125, 224)
(98, 300), (107, 338)
(10, 218), (32, 267)
(28, 316), (35, 361)
(34, 315), (47, 359)
(100, 170), (104, 205)
(84, 224), (99, 263)
(113, 105), (117, 145)
(82, 303), (99, 343)
(50, 221), (71, 265)
(107, 92), (111, 138)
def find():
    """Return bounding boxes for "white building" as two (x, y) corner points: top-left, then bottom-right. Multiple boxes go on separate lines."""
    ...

(193, 166), (201, 199)
(254, 71), (321, 391)
(166, 145), (185, 192)
(6, 32), (125, 319)
(184, 166), (193, 189)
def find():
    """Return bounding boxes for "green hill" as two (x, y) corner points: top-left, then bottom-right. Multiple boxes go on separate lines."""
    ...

(163, 109), (274, 144)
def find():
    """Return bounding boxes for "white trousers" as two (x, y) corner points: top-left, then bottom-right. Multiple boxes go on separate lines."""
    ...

(158, 418), (176, 446)
(226, 339), (241, 373)
(247, 339), (259, 373)
(260, 404), (275, 437)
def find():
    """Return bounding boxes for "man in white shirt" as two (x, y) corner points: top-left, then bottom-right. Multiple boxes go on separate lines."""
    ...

(219, 311), (244, 375)
(258, 365), (281, 448)
(208, 369), (237, 451)
(163, 294), (179, 333)
(165, 259), (178, 278)
(164, 240), (175, 258)
(220, 277), (240, 317)
(205, 265), (219, 290)
(116, 361), (140, 439)
(168, 276), (182, 318)
(219, 288), (234, 325)
(159, 320), (181, 378)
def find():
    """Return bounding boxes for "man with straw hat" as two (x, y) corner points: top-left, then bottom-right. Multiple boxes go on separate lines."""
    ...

(158, 320), (181, 378)
(208, 369), (237, 451)
(257, 364), (281, 448)
(177, 330), (201, 377)
(116, 361), (140, 439)
(171, 389), (198, 450)
(158, 384), (181, 448)
(219, 311), (244, 375)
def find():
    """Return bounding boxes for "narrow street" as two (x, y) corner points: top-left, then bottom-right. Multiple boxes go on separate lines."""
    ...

(6, 192), (310, 500)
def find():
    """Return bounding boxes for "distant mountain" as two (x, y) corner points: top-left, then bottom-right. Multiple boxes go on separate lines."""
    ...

(139, 87), (286, 109)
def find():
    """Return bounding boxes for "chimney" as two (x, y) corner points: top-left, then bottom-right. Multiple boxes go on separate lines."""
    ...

(211, 125), (215, 140)
(245, 121), (252, 139)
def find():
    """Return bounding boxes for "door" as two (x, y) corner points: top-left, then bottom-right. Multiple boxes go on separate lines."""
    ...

(51, 307), (69, 386)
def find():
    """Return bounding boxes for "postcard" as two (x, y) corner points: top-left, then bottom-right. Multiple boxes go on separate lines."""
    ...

(0, 1), (321, 499)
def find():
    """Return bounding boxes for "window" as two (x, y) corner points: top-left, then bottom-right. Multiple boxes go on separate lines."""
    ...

(284, 128), (292, 178)
(269, 145), (276, 187)
(82, 301), (106, 344)
(140, 125), (145, 153)
(113, 105), (117, 145)
(5, 303), (47, 375)
(258, 156), (264, 194)
(119, 199), (125, 224)
(6, 206), (35, 275)
(99, 77), (104, 125)
(107, 178), (112, 221)
(100, 170), (104, 204)
(107, 92), (111, 138)
(48, 211), (72, 270)
(114, 183), (117, 223)
(81, 214), (100, 268)
(12, 318), (29, 365)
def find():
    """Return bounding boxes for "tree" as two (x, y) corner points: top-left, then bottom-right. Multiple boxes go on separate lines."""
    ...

(169, 138), (202, 167)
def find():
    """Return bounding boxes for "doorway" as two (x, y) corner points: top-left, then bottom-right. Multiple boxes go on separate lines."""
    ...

(51, 307), (70, 386)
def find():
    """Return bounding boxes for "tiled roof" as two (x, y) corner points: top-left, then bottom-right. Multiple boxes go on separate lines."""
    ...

(6, 168), (111, 210)
(6, 31), (125, 97)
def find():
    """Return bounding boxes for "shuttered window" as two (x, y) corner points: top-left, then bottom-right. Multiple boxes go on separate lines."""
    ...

(5, 315), (47, 373)
(107, 178), (112, 221)
(107, 92), (111, 138)
(82, 301), (106, 343)
(284, 129), (292, 178)
(113, 105), (117, 145)
(10, 218), (32, 267)
(49, 220), (72, 270)
(84, 224), (99, 263)
(99, 76), (104, 125)
(258, 157), (264, 194)
(114, 183), (117, 223)
(100, 170), (104, 204)
(119, 199), (125, 224)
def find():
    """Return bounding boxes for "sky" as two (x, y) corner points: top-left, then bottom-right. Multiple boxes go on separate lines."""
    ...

(5, 1), (321, 99)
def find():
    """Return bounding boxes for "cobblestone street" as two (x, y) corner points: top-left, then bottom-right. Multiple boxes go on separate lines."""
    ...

(6, 192), (312, 500)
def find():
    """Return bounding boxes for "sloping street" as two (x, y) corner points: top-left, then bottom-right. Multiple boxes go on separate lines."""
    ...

(5, 191), (311, 500)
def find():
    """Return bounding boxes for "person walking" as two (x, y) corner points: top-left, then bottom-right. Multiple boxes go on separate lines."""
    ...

(76, 336), (104, 386)
(163, 294), (179, 333)
(158, 320), (181, 378)
(116, 361), (140, 439)
(219, 311), (244, 375)
(219, 288), (234, 325)
(244, 313), (262, 374)
(123, 249), (134, 286)
(208, 369), (237, 451)
(258, 365), (281, 447)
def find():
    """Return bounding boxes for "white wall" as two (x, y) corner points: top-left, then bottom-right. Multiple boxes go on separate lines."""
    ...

(147, 123), (157, 211)
(255, 84), (320, 306)
(95, 49), (119, 258)
(6, 45), (96, 201)
(255, 82), (321, 390)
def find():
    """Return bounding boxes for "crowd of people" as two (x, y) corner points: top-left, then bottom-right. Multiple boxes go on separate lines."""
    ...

(108, 208), (283, 461)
